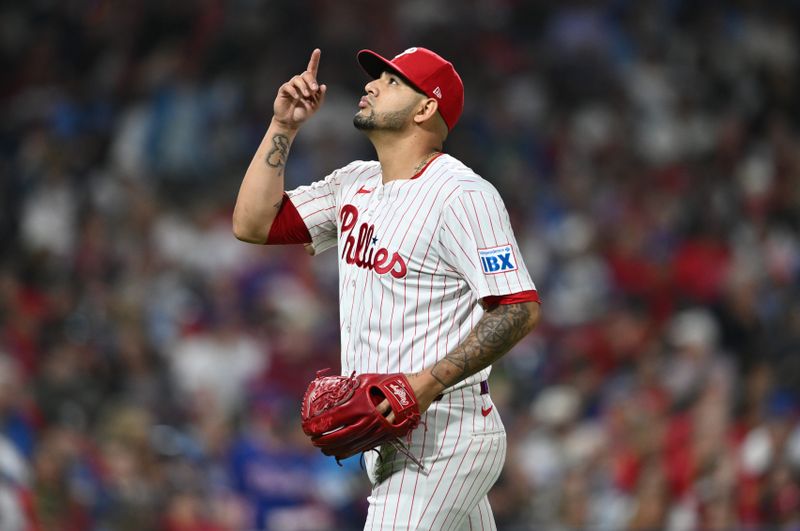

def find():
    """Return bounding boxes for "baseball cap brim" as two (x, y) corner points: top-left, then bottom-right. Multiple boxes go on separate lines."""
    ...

(357, 50), (426, 95)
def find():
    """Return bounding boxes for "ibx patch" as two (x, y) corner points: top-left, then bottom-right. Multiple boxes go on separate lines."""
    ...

(479, 244), (518, 274)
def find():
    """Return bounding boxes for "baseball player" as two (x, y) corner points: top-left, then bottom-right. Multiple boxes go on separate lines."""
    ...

(233, 47), (540, 530)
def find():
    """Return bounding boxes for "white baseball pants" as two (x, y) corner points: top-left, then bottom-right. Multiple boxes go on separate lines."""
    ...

(363, 383), (506, 530)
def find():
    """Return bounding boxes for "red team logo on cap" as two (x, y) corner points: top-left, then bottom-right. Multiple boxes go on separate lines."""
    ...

(357, 47), (464, 130)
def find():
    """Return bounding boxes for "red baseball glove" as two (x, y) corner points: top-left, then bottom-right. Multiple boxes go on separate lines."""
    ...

(301, 371), (421, 461)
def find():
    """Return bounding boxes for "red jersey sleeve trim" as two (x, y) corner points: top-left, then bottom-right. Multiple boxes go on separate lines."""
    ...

(266, 194), (312, 245)
(482, 290), (540, 306)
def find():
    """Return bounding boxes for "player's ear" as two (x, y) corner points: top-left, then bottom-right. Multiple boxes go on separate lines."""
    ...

(414, 97), (439, 125)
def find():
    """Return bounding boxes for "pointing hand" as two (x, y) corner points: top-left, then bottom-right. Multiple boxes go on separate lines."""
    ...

(274, 48), (327, 129)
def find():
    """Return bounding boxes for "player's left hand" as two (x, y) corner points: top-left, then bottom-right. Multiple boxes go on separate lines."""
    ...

(301, 372), (421, 460)
(378, 371), (445, 423)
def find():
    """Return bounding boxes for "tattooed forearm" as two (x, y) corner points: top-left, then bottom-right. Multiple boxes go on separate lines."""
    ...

(265, 134), (290, 174)
(430, 302), (539, 389)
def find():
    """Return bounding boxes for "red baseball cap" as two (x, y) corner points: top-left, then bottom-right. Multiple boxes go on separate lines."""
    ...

(357, 47), (464, 131)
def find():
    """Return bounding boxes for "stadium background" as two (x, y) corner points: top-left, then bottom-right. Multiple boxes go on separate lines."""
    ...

(1, 0), (800, 529)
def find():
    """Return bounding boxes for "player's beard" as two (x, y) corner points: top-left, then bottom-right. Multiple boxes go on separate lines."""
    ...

(354, 101), (416, 132)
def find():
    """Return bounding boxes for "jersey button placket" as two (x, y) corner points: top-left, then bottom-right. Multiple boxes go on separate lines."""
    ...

(346, 274), (357, 335)
(364, 183), (383, 217)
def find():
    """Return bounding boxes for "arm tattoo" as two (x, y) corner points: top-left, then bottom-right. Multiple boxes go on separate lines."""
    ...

(265, 134), (290, 175)
(430, 302), (535, 389)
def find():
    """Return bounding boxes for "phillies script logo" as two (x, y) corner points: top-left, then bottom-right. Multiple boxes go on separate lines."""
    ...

(388, 383), (411, 407)
(340, 204), (407, 279)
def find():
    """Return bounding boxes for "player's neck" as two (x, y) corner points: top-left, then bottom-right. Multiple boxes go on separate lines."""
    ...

(371, 134), (442, 184)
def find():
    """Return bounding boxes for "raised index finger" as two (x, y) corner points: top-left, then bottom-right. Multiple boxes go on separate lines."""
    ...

(306, 48), (321, 77)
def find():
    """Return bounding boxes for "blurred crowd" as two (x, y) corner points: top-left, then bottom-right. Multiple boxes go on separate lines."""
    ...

(1, 0), (800, 529)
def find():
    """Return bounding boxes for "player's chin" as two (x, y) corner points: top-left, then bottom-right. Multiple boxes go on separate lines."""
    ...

(353, 111), (376, 130)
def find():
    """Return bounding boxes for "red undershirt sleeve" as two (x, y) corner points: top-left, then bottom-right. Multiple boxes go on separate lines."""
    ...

(482, 290), (540, 306)
(265, 194), (312, 245)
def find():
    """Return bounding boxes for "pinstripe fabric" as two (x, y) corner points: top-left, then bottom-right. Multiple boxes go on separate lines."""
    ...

(286, 154), (534, 529)
(287, 155), (536, 386)
(464, 496), (497, 531)
(362, 386), (505, 530)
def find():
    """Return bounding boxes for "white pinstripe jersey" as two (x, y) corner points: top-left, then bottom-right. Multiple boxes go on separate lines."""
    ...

(287, 153), (536, 389)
